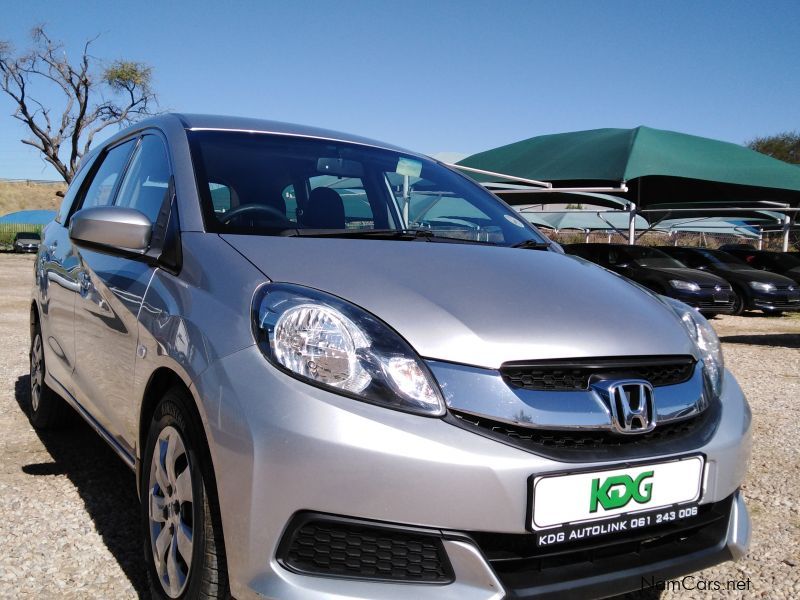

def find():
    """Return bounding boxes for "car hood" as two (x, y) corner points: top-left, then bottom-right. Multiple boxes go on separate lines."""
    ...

(713, 265), (796, 286)
(782, 266), (800, 283)
(645, 266), (729, 286)
(223, 235), (697, 369)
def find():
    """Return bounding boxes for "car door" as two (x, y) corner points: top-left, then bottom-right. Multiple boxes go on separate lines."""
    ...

(36, 168), (95, 392)
(71, 134), (170, 451)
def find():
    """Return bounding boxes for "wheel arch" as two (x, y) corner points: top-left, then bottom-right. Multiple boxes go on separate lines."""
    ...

(137, 366), (213, 497)
(30, 300), (40, 336)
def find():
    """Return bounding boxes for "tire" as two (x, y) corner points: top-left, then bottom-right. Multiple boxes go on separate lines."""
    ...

(730, 291), (744, 316)
(29, 320), (69, 429)
(141, 387), (230, 600)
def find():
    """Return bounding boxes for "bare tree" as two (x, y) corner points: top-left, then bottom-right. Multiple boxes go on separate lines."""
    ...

(746, 131), (800, 165)
(0, 26), (158, 183)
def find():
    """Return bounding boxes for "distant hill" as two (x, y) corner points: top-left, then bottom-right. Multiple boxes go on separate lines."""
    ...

(0, 180), (66, 216)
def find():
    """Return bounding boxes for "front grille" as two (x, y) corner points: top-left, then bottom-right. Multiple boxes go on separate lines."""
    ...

(500, 356), (695, 391)
(696, 299), (735, 311)
(278, 513), (454, 583)
(452, 410), (705, 450)
(698, 283), (731, 290)
(467, 495), (732, 593)
(754, 298), (800, 310)
(447, 397), (719, 462)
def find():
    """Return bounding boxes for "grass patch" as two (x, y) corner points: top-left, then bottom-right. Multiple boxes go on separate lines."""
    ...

(0, 180), (65, 216)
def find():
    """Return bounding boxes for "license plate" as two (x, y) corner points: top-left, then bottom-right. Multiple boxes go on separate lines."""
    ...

(713, 292), (729, 302)
(787, 292), (800, 302)
(531, 455), (704, 531)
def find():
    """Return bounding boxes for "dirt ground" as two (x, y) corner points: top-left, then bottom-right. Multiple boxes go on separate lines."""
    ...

(0, 252), (798, 598)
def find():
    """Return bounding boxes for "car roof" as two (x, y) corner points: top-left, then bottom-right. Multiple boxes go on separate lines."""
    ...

(102, 113), (420, 157)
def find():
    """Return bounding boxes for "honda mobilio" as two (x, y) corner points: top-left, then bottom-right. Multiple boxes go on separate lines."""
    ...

(30, 114), (751, 599)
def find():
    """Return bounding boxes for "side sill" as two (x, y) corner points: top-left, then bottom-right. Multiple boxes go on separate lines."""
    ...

(47, 374), (137, 471)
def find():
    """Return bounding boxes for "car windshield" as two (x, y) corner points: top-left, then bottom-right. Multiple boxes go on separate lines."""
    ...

(15, 232), (39, 241)
(188, 131), (548, 246)
(699, 249), (750, 269)
(767, 253), (800, 269)
(619, 246), (686, 268)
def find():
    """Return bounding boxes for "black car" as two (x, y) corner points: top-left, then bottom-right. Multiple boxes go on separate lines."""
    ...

(657, 246), (800, 315)
(564, 243), (735, 315)
(12, 231), (41, 253)
(718, 247), (800, 285)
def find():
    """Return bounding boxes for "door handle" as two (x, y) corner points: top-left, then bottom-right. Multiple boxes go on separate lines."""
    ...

(78, 271), (91, 294)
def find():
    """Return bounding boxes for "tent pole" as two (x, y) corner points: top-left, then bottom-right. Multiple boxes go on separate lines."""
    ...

(628, 179), (639, 245)
(628, 202), (637, 245)
(782, 214), (791, 252)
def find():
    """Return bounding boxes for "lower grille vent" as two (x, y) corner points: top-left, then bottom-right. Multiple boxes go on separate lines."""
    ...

(278, 513), (454, 583)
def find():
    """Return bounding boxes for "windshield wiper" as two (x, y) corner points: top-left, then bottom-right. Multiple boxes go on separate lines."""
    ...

(281, 228), (434, 239)
(510, 239), (552, 250)
(282, 228), (500, 245)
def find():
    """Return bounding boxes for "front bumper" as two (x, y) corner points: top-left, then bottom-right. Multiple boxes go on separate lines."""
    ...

(668, 288), (735, 313)
(750, 289), (800, 312)
(194, 348), (752, 600)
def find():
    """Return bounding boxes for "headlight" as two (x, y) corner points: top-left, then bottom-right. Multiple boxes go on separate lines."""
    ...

(661, 296), (724, 397)
(669, 280), (700, 292)
(749, 281), (776, 292)
(253, 283), (444, 416)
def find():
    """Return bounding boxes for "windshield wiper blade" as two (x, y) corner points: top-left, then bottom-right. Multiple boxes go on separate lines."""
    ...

(510, 239), (552, 250)
(283, 228), (434, 239)
(283, 228), (505, 246)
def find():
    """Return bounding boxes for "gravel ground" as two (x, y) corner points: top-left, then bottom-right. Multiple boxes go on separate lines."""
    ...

(0, 253), (798, 599)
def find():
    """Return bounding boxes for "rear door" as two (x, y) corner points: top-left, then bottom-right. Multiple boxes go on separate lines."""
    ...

(71, 133), (171, 451)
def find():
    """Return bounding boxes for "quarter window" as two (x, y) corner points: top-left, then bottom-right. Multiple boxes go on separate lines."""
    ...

(115, 135), (171, 222)
(78, 139), (136, 212)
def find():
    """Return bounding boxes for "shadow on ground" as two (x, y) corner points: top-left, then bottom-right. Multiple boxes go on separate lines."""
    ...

(14, 375), (149, 598)
(720, 333), (800, 349)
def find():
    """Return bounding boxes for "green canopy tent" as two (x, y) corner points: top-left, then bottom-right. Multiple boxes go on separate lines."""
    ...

(654, 217), (762, 239)
(458, 126), (800, 248)
(459, 126), (800, 201)
(522, 210), (648, 235)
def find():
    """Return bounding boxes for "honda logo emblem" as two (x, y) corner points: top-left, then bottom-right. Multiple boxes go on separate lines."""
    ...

(592, 379), (656, 434)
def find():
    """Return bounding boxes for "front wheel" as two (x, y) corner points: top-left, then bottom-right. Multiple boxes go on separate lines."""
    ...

(730, 291), (744, 316)
(142, 388), (229, 599)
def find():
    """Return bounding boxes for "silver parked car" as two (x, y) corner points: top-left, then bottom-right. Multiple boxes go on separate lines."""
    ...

(30, 114), (751, 600)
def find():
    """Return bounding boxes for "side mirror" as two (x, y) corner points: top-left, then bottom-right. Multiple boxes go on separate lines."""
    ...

(55, 190), (65, 198)
(69, 207), (152, 253)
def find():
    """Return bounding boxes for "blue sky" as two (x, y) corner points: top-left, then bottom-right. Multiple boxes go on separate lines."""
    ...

(1, 0), (799, 180)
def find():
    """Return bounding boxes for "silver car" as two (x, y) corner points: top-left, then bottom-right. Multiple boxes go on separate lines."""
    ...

(29, 114), (751, 600)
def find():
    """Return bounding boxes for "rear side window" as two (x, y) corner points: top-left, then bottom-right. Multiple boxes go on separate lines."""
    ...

(115, 135), (171, 222)
(79, 139), (136, 211)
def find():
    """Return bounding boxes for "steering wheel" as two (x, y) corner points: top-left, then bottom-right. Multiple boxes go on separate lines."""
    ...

(220, 204), (293, 226)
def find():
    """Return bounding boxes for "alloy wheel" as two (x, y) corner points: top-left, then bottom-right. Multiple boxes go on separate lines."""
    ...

(148, 425), (195, 598)
(30, 333), (44, 412)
